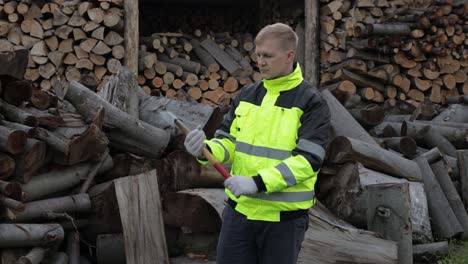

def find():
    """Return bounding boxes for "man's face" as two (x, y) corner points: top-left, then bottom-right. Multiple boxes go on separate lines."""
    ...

(255, 38), (294, 80)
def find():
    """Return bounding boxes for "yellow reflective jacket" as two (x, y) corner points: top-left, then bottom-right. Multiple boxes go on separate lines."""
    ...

(201, 64), (331, 222)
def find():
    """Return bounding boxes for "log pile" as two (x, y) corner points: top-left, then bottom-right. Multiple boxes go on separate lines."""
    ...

(320, 0), (467, 109)
(0, 0), (126, 92)
(136, 31), (261, 106)
(0, 46), (223, 263)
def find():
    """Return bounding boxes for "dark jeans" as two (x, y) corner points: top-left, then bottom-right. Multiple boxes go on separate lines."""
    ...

(216, 205), (309, 264)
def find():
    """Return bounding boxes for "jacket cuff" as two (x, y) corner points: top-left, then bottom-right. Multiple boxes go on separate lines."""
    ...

(252, 175), (266, 192)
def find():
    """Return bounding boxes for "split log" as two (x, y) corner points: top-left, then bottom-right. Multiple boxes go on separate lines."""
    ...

(13, 193), (92, 222)
(321, 89), (379, 146)
(320, 162), (432, 243)
(114, 171), (169, 264)
(0, 223), (64, 247)
(328, 136), (422, 181)
(366, 182), (412, 264)
(66, 81), (170, 158)
(414, 156), (463, 239)
(431, 160), (468, 239)
(97, 67), (139, 119)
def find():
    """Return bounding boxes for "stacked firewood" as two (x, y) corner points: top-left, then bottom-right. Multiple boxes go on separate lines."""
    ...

(0, 45), (224, 262)
(320, 0), (467, 109)
(0, 0), (126, 92)
(137, 31), (261, 106)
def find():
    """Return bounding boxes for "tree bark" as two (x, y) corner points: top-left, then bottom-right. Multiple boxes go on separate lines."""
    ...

(321, 89), (379, 146)
(22, 156), (112, 202)
(66, 81), (169, 158)
(0, 223), (64, 247)
(431, 160), (468, 239)
(328, 136), (422, 181)
(13, 193), (92, 222)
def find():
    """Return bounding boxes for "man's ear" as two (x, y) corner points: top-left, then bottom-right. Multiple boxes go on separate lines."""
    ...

(287, 50), (295, 63)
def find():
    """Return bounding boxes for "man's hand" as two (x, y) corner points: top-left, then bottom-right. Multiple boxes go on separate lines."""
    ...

(224, 176), (258, 198)
(184, 127), (206, 158)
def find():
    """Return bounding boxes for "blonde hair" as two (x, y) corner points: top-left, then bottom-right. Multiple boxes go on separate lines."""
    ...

(254, 23), (298, 51)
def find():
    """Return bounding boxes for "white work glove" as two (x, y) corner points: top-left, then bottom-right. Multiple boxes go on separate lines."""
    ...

(184, 127), (206, 158)
(224, 176), (258, 198)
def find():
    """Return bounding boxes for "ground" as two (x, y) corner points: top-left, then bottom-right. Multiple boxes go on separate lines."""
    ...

(439, 241), (468, 264)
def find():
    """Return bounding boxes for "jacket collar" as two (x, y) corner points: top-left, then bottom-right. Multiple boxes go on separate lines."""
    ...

(262, 63), (303, 93)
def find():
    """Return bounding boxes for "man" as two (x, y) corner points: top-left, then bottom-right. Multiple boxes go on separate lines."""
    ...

(184, 23), (331, 264)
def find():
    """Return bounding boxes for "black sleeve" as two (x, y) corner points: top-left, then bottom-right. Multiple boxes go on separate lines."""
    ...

(292, 92), (331, 172)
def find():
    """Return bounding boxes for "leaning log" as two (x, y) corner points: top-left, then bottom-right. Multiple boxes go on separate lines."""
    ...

(321, 89), (379, 146)
(431, 160), (468, 239)
(66, 81), (170, 158)
(0, 223), (64, 247)
(414, 156), (463, 238)
(328, 136), (422, 181)
(458, 150), (468, 211)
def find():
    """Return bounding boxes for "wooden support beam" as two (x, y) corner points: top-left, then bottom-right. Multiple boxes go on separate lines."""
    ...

(305, 0), (320, 86)
(124, 0), (138, 74)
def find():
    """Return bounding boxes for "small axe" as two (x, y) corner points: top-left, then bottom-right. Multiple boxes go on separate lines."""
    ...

(163, 111), (231, 179)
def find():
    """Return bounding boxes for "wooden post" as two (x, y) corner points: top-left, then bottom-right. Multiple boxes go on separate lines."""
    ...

(114, 170), (169, 264)
(124, 0), (138, 74)
(305, 0), (319, 86)
(367, 182), (412, 264)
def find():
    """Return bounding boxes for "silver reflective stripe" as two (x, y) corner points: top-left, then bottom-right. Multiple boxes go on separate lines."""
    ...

(236, 142), (291, 160)
(212, 139), (230, 163)
(247, 191), (315, 202)
(296, 139), (326, 161)
(276, 163), (296, 186)
(215, 130), (236, 142)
